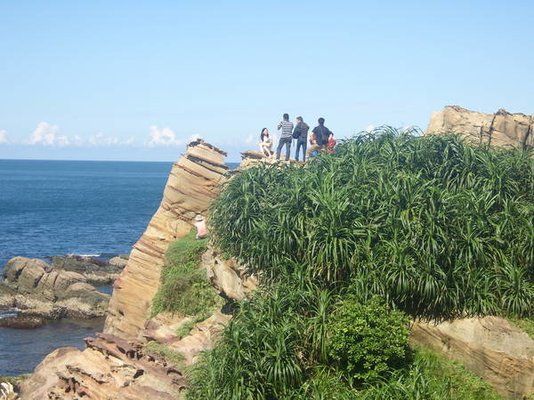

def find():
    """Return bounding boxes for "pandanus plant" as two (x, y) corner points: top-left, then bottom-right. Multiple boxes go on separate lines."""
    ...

(210, 128), (533, 319)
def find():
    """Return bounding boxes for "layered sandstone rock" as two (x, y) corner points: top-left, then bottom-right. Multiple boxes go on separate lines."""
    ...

(426, 105), (534, 148)
(20, 334), (186, 400)
(19, 141), (230, 399)
(104, 140), (228, 340)
(411, 317), (534, 399)
(0, 256), (109, 319)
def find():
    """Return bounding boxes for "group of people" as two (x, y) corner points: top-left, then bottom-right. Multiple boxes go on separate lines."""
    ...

(260, 114), (336, 162)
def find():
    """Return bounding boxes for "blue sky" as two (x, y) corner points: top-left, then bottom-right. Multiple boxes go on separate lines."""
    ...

(1, 1), (533, 161)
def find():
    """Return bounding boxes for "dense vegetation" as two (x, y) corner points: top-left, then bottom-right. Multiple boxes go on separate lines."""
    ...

(187, 129), (532, 399)
(210, 129), (533, 319)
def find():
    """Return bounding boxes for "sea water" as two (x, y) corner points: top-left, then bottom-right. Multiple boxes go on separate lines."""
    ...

(0, 159), (171, 375)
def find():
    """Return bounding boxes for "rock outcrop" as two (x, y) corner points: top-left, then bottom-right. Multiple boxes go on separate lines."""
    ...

(411, 316), (534, 399)
(104, 140), (228, 339)
(0, 257), (109, 320)
(203, 247), (258, 301)
(50, 254), (127, 284)
(20, 334), (186, 400)
(19, 140), (230, 399)
(426, 105), (534, 148)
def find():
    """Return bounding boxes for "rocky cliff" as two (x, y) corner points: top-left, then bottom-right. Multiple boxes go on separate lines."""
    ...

(104, 140), (228, 339)
(426, 105), (534, 148)
(18, 140), (230, 399)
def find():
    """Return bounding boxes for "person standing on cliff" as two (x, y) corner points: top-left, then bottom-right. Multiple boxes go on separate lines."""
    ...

(194, 214), (208, 239)
(307, 117), (333, 157)
(276, 113), (294, 161)
(294, 116), (310, 162)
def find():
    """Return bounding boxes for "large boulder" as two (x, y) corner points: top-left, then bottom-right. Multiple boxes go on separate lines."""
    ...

(426, 105), (534, 148)
(202, 247), (258, 301)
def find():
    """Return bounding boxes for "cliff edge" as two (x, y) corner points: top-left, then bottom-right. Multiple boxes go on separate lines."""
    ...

(104, 140), (228, 339)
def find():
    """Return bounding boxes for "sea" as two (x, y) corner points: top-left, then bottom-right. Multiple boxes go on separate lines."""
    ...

(0, 159), (172, 376)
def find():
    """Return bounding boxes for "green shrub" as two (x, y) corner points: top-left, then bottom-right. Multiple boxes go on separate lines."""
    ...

(151, 231), (220, 317)
(209, 129), (534, 319)
(359, 347), (503, 400)
(186, 281), (334, 399)
(329, 296), (410, 385)
(188, 129), (532, 397)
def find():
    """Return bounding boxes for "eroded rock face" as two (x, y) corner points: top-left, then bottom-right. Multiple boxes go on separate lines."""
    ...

(104, 140), (228, 340)
(19, 142), (231, 399)
(426, 105), (534, 148)
(0, 257), (109, 319)
(19, 334), (186, 400)
(411, 316), (534, 399)
(203, 247), (258, 301)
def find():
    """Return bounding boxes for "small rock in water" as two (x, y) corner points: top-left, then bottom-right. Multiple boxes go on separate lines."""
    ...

(0, 315), (46, 329)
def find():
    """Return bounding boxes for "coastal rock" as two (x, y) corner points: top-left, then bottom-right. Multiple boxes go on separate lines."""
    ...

(203, 248), (258, 301)
(18, 141), (232, 399)
(108, 256), (128, 268)
(104, 140), (228, 339)
(19, 334), (186, 400)
(0, 315), (45, 329)
(411, 316), (534, 399)
(0, 257), (109, 320)
(0, 381), (17, 400)
(143, 310), (231, 366)
(50, 254), (126, 284)
(426, 105), (534, 148)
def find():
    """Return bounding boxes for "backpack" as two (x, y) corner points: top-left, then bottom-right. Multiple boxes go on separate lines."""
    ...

(292, 125), (301, 139)
(317, 126), (330, 145)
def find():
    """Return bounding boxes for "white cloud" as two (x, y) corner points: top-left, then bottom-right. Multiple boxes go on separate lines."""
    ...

(147, 126), (182, 146)
(28, 122), (69, 146)
(88, 132), (134, 146)
(0, 130), (8, 144)
(245, 134), (254, 145)
(72, 135), (84, 146)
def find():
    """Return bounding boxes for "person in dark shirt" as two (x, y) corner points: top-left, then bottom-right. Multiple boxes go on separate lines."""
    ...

(307, 117), (333, 157)
(294, 116), (310, 162)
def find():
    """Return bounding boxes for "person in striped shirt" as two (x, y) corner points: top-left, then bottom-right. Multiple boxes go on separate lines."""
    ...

(276, 113), (294, 161)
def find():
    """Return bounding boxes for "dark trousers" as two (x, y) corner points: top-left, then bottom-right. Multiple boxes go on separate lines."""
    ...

(295, 138), (307, 161)
(276, 137), (292, 161)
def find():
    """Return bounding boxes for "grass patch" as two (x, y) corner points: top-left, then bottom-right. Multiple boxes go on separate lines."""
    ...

(355, 347), (503, 400)
(508, 317), (534, 339)
(175, 313), (210, 338)
(145, 341), (185, 367)
(151, 230), (221, 318)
